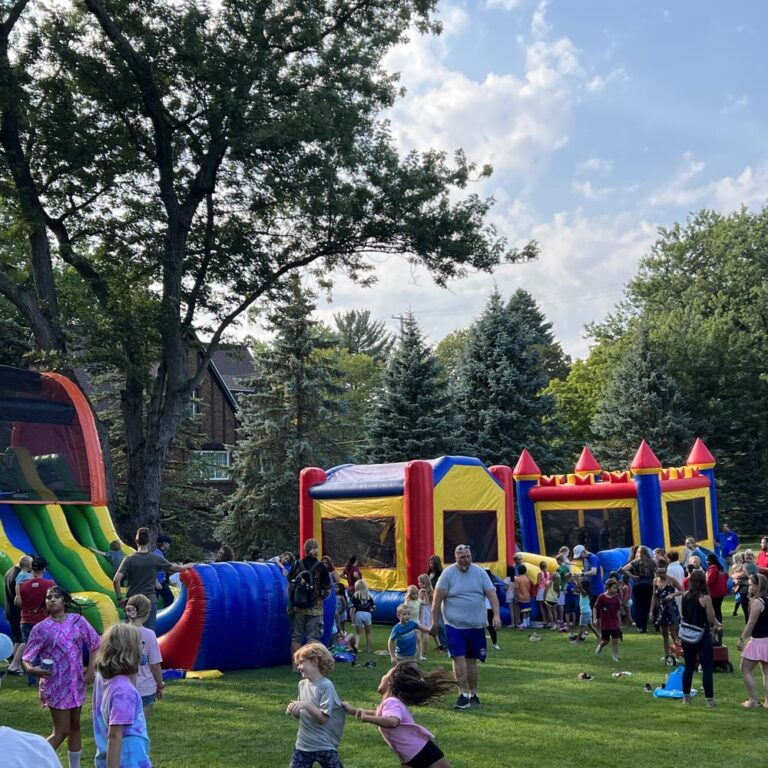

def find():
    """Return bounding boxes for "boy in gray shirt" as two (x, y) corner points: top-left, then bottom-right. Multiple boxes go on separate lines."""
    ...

(286, 642), (345, 768)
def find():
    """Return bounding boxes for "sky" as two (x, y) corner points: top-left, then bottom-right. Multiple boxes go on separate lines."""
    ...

(304, 1), (768, 360)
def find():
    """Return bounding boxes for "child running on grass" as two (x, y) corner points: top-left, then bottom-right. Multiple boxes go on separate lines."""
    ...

(286, 643), (346, 768)
(593, 578), (623, 663)
(92, 623), (151, 768)
(389, 604), (431, 664)
(343, 662), (454, 768)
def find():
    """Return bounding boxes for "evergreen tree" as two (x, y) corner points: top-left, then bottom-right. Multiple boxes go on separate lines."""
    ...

(454, 289), (565, 469)
(591, 324), (694, 468)
(363, 313), (453, 462)
(215, 276), (343, 554)
(333, 310), (394, 361)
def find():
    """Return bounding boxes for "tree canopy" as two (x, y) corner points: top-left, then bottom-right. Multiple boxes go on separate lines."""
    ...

(0, 0), (529, 534)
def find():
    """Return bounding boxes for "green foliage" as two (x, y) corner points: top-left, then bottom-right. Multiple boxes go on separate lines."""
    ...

(454, 288), (567, 470)
(0, 0), (525, 534)
(333, 310), (394, 361)
(591, 324), (695, 468)
(434, 328), (469, 380)
(215, 276), (344, 554)
(362, 312), (453, 462)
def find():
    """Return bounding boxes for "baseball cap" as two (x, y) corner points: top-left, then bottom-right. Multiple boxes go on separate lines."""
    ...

(572, 545), (586, 558)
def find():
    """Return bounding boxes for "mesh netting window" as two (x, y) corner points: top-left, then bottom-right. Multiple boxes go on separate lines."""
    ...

(666, 497), (708, 546)
(539, 507), (634, 556)
(321, 517), (396, 569)
(443, 510), (498, 563)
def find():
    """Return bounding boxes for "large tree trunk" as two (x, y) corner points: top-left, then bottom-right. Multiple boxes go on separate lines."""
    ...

(123, 443), (166, 538)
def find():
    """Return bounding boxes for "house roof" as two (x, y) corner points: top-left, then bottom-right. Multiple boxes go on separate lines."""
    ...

(210, 346), (255, 397)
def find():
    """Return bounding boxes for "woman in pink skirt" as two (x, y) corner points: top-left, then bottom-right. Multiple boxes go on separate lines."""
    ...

(736, 573), (768, 708)
(23, 586), (101, 767)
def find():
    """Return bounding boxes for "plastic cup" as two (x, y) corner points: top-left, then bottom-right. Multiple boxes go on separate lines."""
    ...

(41, 658), (54, 672)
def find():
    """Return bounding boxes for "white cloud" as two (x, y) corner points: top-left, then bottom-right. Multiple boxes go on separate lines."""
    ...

(485, 0), (527, 9)
(383, 2), (589, 178)
(585, 66), (629, 92)
(577, 157), (613, 176)
(311, 206), (656, 360)
(648, 153), (768, 211)
(719, 94), (749, 115)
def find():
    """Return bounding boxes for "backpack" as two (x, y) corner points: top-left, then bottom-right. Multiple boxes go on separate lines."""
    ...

(292, 560), (323, 609)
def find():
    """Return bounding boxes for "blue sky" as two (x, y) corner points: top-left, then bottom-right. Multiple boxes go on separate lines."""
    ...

(305, 1), (768, 359)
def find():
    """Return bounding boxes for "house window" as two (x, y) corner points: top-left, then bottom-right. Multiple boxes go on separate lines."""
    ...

(189, 449), (231, 481)
(185, 388), (201, 418)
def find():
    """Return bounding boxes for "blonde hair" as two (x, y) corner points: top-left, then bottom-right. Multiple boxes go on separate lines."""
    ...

(417, 573), (433, 600)
(353, 579), (371, 602)
(125, 594), (151, 623)
(397, 603), (413, 617)
(406, 584), (419, 600)
(293, 642), (334, 676)
(96, 623), (141, 679)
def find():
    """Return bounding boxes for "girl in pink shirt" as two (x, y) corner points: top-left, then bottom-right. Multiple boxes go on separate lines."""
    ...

(343, 662), (454, 767)
(536, 561), (553, 627)
(23, 586), (100, 768)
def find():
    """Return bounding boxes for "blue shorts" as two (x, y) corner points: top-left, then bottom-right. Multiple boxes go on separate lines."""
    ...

(445, 625), (486, 662)
(141, 693), (156, 708)
(518, 601), (532, 612)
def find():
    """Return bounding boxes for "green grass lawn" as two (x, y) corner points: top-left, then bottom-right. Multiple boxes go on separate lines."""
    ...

(1, 603), (763, 767)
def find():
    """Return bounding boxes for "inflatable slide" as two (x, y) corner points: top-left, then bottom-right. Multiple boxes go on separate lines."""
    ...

(0, 365), (292, 670)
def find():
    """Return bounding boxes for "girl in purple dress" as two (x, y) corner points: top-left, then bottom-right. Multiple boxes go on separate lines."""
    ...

(22, 586), (100, 768)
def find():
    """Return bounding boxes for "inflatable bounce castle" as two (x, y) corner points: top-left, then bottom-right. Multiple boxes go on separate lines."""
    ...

(0, 365), (289, 670)
(302, 439), (720, 620)
(300, 457), (515, 621)
(513, 439), (719, 575)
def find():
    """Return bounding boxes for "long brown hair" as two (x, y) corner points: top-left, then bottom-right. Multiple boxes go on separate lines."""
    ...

(386, 662), (455, 706)
(684, 568), (708, 600)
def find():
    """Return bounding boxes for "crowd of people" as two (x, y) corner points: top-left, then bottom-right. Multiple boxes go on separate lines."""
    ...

(4, 526), (768, 767)
(1, 527), (192, 767)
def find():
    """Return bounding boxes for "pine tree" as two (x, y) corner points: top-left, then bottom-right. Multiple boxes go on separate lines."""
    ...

(591, 324), (694, 469)
(454, 288), (565, 469)
(215, 276), (343, 554)
(333, 310), (394, 361)
(363, 313), (454, 462)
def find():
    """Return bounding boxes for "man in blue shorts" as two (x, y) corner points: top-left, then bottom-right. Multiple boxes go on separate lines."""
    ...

(430, 544), (500, 709)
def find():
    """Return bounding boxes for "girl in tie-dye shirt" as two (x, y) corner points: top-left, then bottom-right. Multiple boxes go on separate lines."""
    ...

(92, 623), (152, 768)
(23, 586), (100, 766)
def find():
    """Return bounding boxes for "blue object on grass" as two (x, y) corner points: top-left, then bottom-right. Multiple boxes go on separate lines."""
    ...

(653, 666), (696, 698)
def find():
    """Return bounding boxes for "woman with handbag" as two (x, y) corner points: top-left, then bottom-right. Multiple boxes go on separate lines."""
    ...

(680, 569), (721, 707)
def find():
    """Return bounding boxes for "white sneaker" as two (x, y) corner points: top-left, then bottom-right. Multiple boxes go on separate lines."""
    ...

(492, 644), (500, 650)
(595, 644), (603, 656)
(612, 655), (620, 663)
(419, 655), (427, 661)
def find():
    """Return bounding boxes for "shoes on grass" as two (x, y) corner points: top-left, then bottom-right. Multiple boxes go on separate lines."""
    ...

(492, 644), (500, 650)
(454, 694), (471, 710)
(469, 694), (481, 706)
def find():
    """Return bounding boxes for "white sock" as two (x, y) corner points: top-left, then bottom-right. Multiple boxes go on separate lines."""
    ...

(69, 750), (81, 768)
